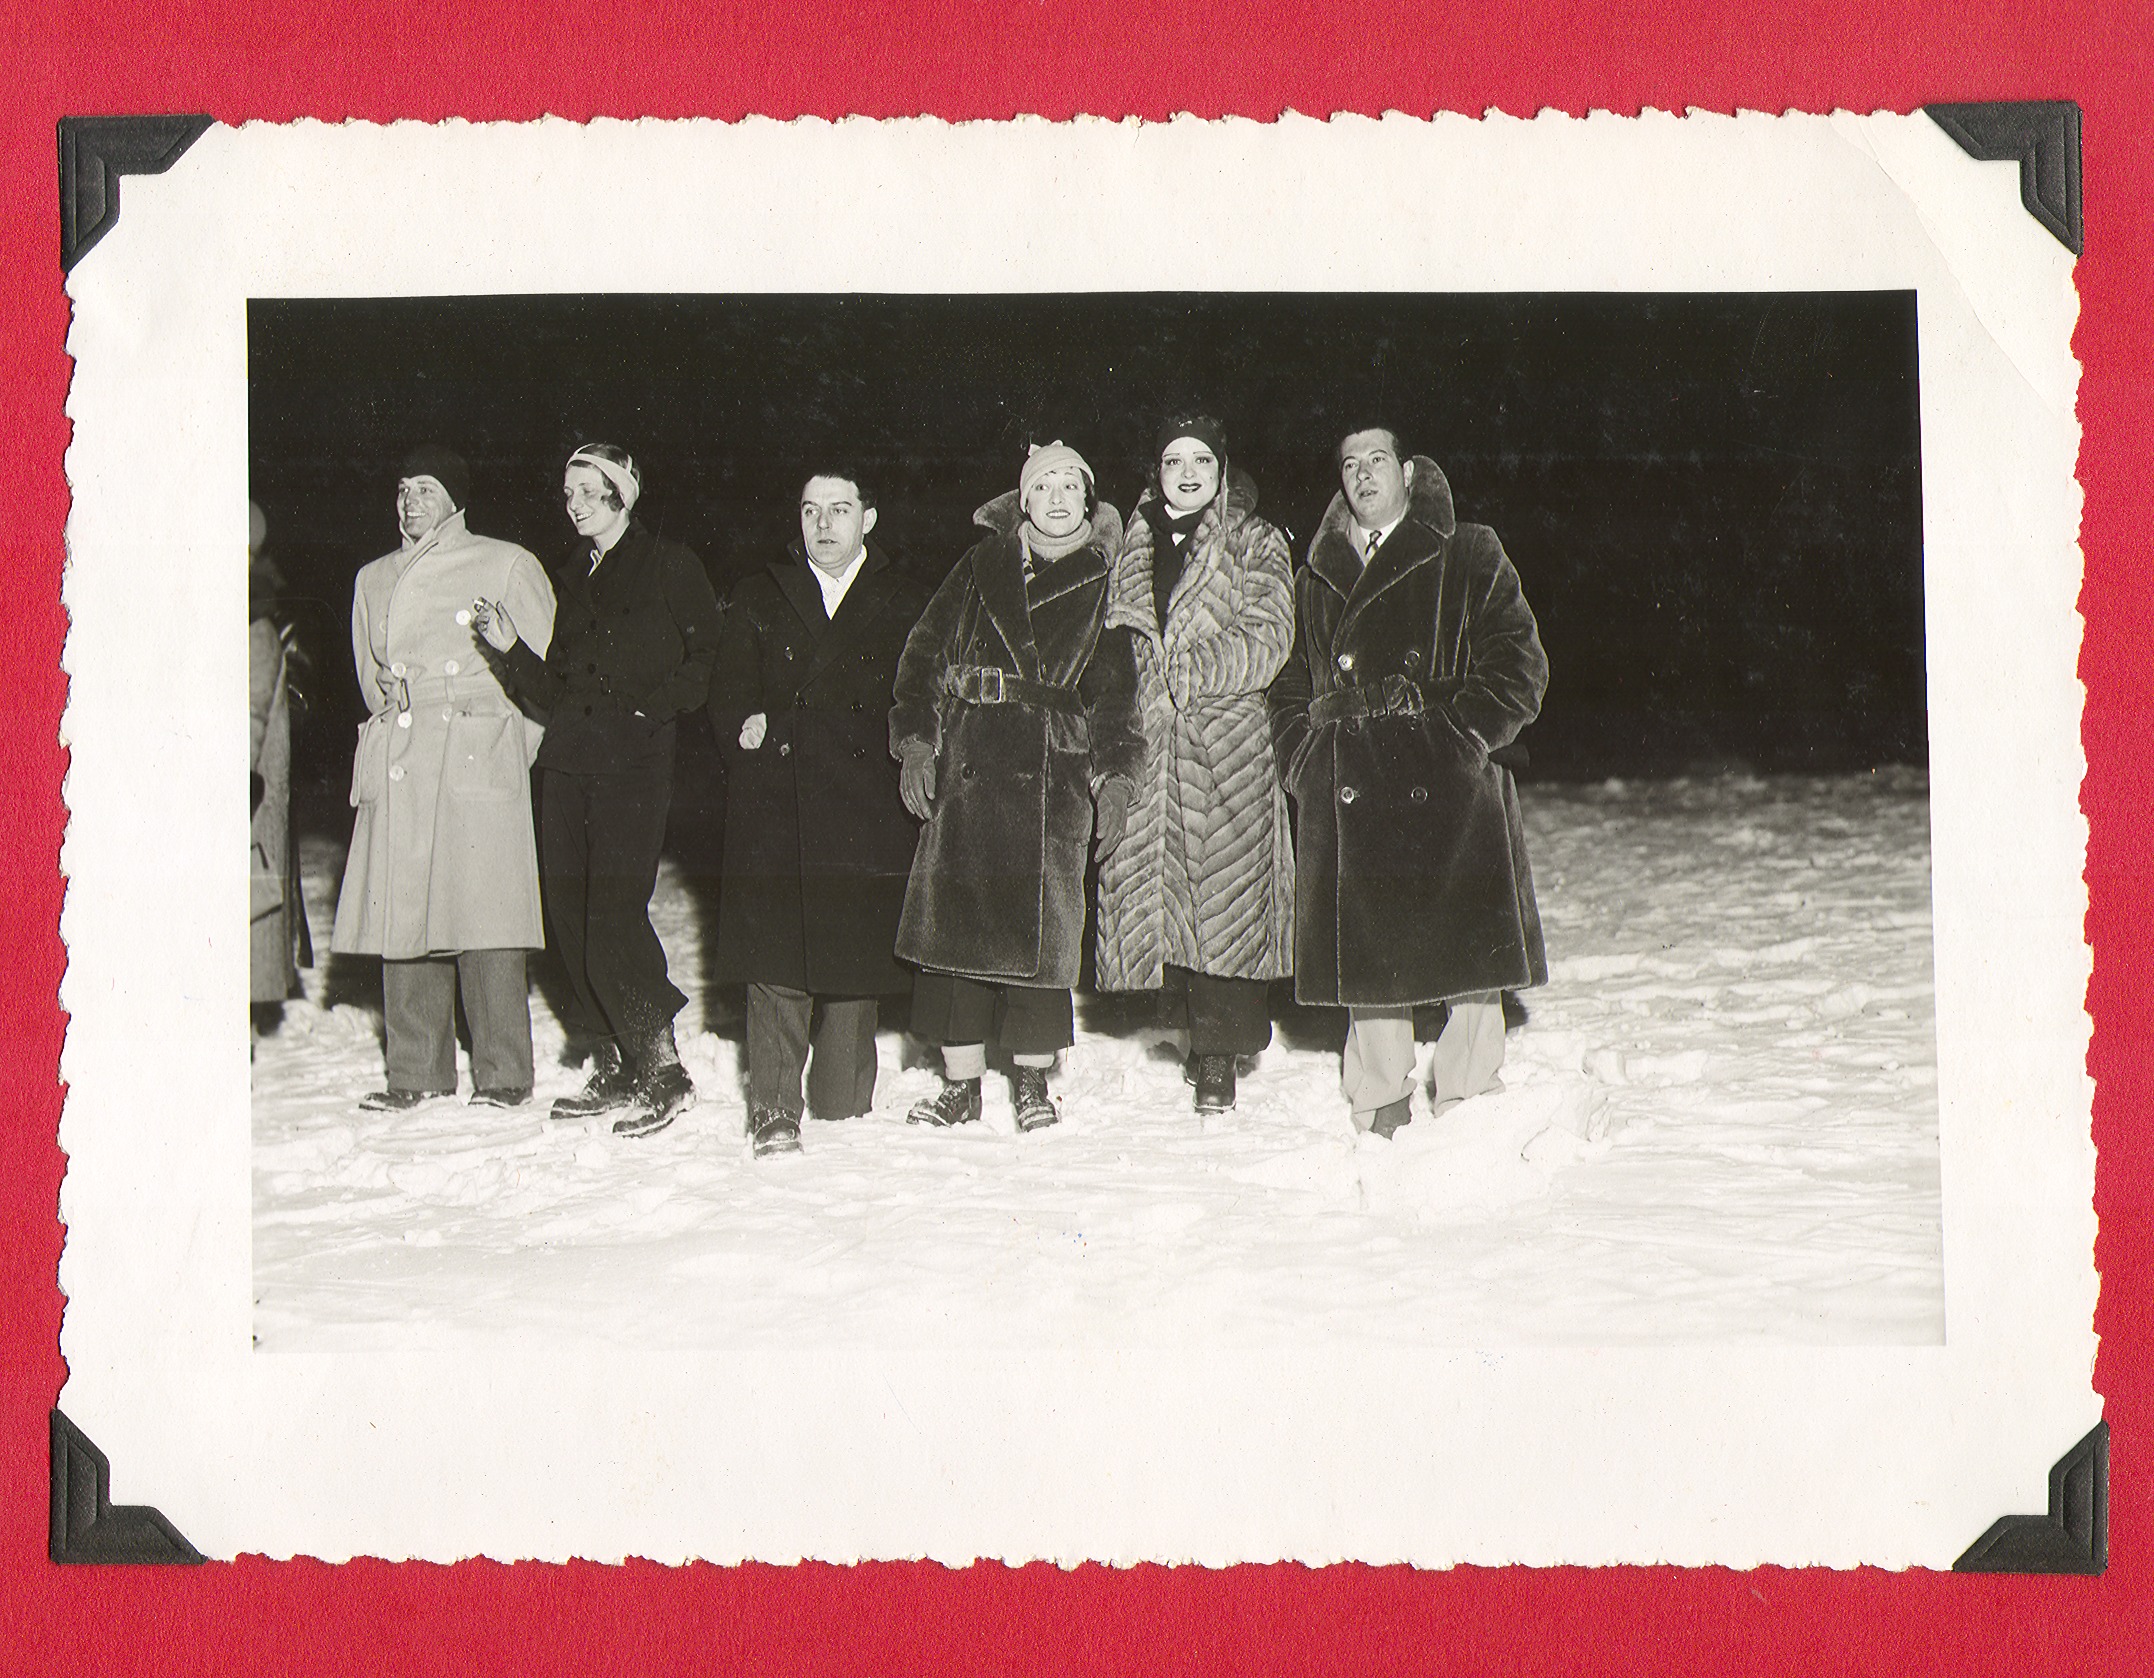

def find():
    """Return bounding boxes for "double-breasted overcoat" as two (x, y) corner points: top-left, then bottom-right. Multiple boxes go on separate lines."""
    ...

(1269, 458), (1549, 1007)
(890, 493), (1144, 989)
(1094, 471), (1296, 992)
(331, 512), (557, 959)
(709, 544), (931, 995)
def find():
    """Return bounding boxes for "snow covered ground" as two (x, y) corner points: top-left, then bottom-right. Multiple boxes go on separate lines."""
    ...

(252, 770), (1941, 1349)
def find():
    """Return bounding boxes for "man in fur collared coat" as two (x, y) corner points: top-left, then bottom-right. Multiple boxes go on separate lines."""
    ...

(891, 442), (1144, 1133)
(1270, 427), (1549, 1138)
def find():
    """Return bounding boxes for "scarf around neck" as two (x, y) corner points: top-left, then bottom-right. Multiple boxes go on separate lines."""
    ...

(1021, 518), (1094, 568)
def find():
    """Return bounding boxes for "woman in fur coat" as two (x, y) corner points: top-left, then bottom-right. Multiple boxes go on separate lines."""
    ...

(1093, 416), (1296, 1113)
(890, 442), (1144, 1133)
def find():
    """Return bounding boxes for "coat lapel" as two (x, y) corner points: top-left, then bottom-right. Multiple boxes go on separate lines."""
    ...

(1334, 519), (1442, 650)
(970, 534), (1043, 680)
(770, 551), (831, 646)
(797, 547), (894, 683)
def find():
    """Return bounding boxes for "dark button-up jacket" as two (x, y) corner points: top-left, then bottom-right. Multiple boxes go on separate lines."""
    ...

(498, 520), (722, 774)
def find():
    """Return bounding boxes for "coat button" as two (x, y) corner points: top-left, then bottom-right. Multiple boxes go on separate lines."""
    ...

(585, 662), (597, 674)
(1336, 652), (1355, 672)
(442, 708), (454, 722)
(388, 765), (404, 781)
(396, 713), (412, 730)
(1403, 649), (1423, 671)
(853, 747), (867, 760)
(444, 659), (460, 675)
(1410, 786), (1428, 804)
(778, 743), (790, 757)
(1339, 785), (1357, 803)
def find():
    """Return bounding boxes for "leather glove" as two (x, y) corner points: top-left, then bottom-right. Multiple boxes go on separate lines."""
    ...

(899, 742), (938, 820)
(1093, 776), (1134, 855)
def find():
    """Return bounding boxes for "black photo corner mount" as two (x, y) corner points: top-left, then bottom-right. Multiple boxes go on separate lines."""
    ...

(49, 1410), (205, 1565)
(58, 114), (214, 273)
(1924, 100), (2083, 256)
(1954, 1421), (2108, 1574)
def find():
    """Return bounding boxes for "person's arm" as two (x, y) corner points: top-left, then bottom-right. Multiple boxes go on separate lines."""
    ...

(1161, 522), (1296, 705)
(634, 545), (724, 720)
(1266, 572), (1316, 777)
(706, 586), (767, 760)
(1448, 531), (1549, 753)
(888, 551), (972, 761)
(1079, 621), (1146, 788)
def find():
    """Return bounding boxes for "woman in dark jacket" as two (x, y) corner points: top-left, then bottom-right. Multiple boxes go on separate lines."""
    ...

(890, 442), (1145, 1132)
(475, 443), (723, 1138)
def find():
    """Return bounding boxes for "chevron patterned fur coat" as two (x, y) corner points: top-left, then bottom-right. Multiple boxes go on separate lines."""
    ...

(1094, 471), (1296, 993)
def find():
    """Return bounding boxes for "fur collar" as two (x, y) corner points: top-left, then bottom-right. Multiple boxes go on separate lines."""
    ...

(1129, 465), (1260, 541)
(1305, 456), (1455, 599)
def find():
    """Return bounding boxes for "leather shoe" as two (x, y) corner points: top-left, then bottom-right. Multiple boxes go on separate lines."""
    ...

(469, 1086), (531, 1109)
(613, 1064), (697, 1137)
(1368, 1096), (1413, 1139)
(358, 1088), (436, 1112)
(750, 1105), (802, 1157)
(1192, 1054), (1236, 1112)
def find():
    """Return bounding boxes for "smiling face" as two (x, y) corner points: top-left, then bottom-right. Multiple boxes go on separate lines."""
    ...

(1158, 438), (1221, 516)
(395, 476), (457, 541)
(562, 463), (628, 543)
(1023, 465), (1090, 539)
(799, 476), (877, 575)
(1337, 429), (1414, 530)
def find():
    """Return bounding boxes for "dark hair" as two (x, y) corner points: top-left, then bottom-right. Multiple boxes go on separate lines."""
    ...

(1154, 412), (1229, 465)
(800, 467), (876, 513)
(567, 441), (639, 511)
(1334, 424), (1407, 468)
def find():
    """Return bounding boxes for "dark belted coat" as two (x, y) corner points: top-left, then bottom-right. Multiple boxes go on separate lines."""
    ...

(889, 492), (1144, 989)
(1269, 457), (1549, 1007)
(708, 544), (931, 996)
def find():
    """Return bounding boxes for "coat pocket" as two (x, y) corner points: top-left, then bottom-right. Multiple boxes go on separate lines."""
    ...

(1431, 706), (1491, 772)
(349, 715), (391, 807)
(444, 711), (527, 802)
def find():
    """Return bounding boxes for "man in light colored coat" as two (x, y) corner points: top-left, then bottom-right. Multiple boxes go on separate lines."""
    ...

(331, 446), (557, 1110)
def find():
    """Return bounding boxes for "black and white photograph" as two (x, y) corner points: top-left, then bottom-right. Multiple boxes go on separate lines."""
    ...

(57, 113), (2093, 1565)
(244, 288), (1939, 1350)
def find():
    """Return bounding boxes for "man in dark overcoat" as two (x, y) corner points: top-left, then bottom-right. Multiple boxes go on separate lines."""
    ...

(708, 468), (931, 1156)
(1271, 426), (1549, 1137)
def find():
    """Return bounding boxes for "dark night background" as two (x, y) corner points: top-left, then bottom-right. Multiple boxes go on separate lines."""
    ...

(249, 290), (1925, 845)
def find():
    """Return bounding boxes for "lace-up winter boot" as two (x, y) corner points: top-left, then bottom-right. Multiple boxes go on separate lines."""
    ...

(907, 1076), (983, 1127)
(1012, 1066), (1059, 1132)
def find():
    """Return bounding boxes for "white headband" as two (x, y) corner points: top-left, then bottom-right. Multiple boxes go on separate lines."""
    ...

(566, 448), (641, 511)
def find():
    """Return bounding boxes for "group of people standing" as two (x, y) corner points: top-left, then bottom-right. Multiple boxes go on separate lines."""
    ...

(307, 414), (1550, 1155)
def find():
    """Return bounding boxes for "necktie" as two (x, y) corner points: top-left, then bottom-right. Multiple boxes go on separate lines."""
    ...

(1365, 529), (1382, 562)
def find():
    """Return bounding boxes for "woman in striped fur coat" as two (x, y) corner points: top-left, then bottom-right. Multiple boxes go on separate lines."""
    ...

(1094, 415), (1296, 1113)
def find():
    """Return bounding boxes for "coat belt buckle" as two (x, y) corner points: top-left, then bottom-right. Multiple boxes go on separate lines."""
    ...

(1383, 674), (1423, 716)
(975, 667), (1006, 704)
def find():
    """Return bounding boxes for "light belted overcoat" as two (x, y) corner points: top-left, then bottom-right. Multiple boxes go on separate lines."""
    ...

(331, 511), (557, 959)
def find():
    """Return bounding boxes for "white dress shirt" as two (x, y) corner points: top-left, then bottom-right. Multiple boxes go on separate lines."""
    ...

(811, 547), (868, 619)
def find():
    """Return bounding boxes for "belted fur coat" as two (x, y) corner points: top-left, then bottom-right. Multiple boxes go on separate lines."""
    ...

(890, 492), (1144, 989)
(1094, 472), (1296, 992)
(1269, 458), (1549, 1007)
